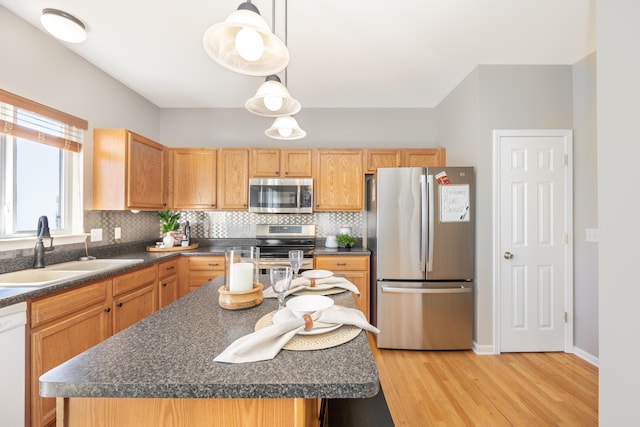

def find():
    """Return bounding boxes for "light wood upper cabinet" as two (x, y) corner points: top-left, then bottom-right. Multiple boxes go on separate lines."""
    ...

(217, 148), (249, 210)
(250, 148), (312, 177)
(314, 149), (363, 211)
(364, 149), (402, 173)
(93, 129), (167, 210)
(402, 148), (446, 167)
(169, 148), (217, 209)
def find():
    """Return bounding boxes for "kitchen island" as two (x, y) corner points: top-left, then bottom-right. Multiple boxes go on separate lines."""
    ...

(39, 276), (379, 427)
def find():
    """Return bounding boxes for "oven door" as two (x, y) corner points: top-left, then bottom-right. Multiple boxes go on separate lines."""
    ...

(249, 178), (313, 213)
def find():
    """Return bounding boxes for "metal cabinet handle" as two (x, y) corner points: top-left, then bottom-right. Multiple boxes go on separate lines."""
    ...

(162, 282), (167, 287)
(381, 285), (471, 294)
(104, 307), (111, 312)
(503, 251), (514, 259)
(116, 302), (123, 308)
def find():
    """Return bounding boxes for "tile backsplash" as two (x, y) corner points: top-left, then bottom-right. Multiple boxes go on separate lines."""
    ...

(0, 210), (363, 271)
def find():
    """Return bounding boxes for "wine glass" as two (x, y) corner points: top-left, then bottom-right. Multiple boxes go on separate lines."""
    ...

(270, 266), (293, 310)
(288, 250), (304, 279)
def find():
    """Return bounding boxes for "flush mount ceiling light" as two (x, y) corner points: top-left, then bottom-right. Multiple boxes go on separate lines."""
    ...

(202, 1), (289, 76)
(245, 75), (301, 117)
(40, 8), (87, 43)
(265, 115), (306, 140)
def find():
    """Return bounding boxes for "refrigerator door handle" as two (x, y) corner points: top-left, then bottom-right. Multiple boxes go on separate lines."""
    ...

(420, 174), (428, 274)
(381, 285), (472, 294)
(427, 174), (435, 272)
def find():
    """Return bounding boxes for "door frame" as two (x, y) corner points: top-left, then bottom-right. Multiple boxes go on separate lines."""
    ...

(492, 129), (574, 354)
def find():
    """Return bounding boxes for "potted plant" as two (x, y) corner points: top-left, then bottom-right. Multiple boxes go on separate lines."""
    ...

(336, 233), (357, 249)
(158, 210), (180, 247)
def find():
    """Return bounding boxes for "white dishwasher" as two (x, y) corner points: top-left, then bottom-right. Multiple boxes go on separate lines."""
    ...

(0, 302), (26, 427)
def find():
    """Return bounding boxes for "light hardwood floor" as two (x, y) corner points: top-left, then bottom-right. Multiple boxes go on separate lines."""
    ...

(367, 334), (599, 426)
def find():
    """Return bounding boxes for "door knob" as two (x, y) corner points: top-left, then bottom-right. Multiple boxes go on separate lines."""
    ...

(503, 251), (514, 259)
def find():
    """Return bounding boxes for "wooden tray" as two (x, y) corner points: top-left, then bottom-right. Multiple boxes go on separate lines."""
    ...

(147, 243), (199, 252)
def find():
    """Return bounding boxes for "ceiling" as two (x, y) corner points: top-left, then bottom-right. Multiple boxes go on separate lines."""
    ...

(1, 0), (595, 109)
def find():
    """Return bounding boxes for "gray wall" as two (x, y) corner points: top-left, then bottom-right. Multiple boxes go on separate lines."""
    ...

(159, 107), (437, 148)
(1, 6), (599, 362)
(597, 0), (640, 423)
(436, 63), (597, 357)
(0, 7), (160, 212)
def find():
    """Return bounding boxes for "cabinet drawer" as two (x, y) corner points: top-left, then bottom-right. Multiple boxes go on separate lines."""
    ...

(188, 256), (224, 271)
(314, 255), (369, 271)
(158, 258), (178, 279)
(112, 266), (156, 296)
(31, 279), (110, 328)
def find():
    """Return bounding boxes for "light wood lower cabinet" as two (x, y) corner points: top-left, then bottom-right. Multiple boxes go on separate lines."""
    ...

(314, 255), (370, 321)
(30, 279), (112, 427)
(158, 258), (180, 308)
(183, 256), (225, 294)
(28, 263), (167, 427)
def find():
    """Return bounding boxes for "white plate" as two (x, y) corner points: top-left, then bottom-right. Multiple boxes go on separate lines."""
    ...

(298, 323), (341, 336)
(286, 295), (334, 317)
(301, 269), (333, 279)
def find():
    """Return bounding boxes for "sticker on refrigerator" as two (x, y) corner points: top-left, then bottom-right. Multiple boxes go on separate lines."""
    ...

(440, 184), (470, 222)
(435, 171), (451, 185)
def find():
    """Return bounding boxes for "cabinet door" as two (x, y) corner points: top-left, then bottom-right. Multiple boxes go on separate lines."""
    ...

(170, 149), (217, 209)
(187, 256), (225, 293)
(402, 148), (446, 167)
(159, 273), (179, 308)
(113, 283), (157, 334)
(218, 148), (249, 210)
(127, 132), (167, 209)
(314, 255), (370, 321)
(314, 150), (363, 211)
(364, 149), (401, 173)
(250, 148), (281, 177)
(31, 304), (111, 427)
(282, 149), (312, 177)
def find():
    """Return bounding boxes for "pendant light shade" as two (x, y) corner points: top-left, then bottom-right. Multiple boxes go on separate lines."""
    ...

(40, 9), (86, 43)
(265, 116), (306, 140)
(245, 75), (301, 117)
(202, 1), (289, 76)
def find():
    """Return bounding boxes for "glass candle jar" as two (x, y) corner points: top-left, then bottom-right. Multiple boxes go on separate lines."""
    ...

(224, 246), (260, 292)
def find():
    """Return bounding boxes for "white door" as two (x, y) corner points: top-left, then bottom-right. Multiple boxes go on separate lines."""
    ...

(494, 130), (573, 353)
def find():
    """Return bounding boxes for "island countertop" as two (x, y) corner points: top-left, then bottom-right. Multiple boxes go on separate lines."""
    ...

(39, 276), (379, 400)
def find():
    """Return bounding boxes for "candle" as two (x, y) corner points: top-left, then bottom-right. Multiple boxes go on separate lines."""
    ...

(229, 262), (254, 292)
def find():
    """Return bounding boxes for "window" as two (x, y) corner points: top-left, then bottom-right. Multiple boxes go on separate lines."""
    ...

(0, 89), (87, 240)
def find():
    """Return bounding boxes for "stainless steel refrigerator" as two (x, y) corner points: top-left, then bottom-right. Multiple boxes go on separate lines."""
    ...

(367, 167), (474, 350)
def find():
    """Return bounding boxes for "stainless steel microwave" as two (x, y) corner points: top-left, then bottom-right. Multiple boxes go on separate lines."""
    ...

(248, 178), (313, 214)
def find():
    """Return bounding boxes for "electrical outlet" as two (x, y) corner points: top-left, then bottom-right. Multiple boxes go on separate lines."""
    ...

(90, 228), (103, 242)
(586, 228), (599, 242)
(114, 227), (121, 240)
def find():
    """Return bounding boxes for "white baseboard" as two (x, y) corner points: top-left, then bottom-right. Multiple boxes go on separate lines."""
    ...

(573, 346), (599, 367)
(472, 341), (496, 355)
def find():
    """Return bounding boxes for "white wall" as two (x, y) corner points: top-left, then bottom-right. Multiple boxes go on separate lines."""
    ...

(159, 107), (438, 148)
(597, 0), (640, 424)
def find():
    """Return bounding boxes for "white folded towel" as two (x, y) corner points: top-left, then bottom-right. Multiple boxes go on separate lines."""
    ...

(213, 305), (380, 364)
(263, 276), (360, 298)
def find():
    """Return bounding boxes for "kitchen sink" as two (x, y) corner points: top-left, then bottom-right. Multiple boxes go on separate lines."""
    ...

(0, 259), (144, 288)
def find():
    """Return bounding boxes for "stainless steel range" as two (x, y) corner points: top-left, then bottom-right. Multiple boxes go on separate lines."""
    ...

(255, 224), (315, 270)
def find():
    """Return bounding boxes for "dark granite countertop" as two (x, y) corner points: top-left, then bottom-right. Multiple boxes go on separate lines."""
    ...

(0, 241), (370, 308)
(39, 276), (379, 400)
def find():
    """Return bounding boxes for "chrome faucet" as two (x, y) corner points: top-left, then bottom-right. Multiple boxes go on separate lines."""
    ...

(34, 215), (54, 269)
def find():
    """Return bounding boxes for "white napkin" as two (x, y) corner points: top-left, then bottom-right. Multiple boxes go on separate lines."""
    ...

(213, 306), (380, 364)
(263, 276), (360, 298)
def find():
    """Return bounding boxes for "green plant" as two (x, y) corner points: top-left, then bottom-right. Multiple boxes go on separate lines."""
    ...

(158, 210), (181, 233)
(336, 233), (357, 248)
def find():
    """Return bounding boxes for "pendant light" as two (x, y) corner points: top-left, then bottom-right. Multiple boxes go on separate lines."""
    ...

(202, 1), (289, 76)
(263, 0), (306, 140)
(40, 9), (87, 43)
(245, 75), (301, 117)
(265, 115), (306, 140)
